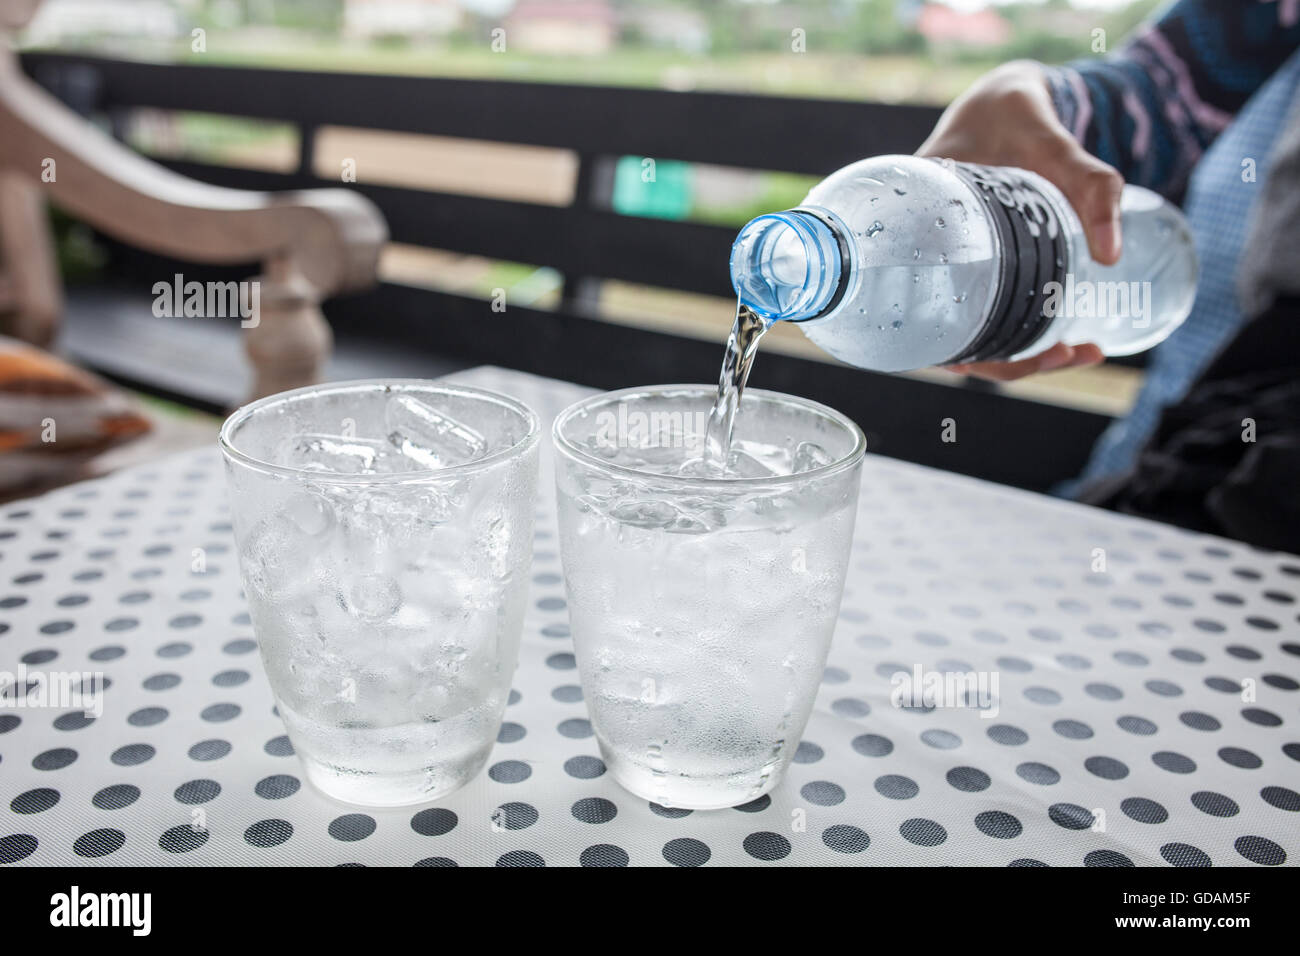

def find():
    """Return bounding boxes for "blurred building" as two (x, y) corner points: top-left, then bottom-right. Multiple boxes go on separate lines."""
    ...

(23, 0), (185, 44)
(915, 3), (1011, 49)
(343, 0), (463, 39)
(619, 4), (709, 54)
(505, 0), (616, 56)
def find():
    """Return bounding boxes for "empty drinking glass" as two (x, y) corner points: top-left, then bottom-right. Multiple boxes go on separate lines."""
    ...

(221, 380), (540, 806)
(553, 385), (865, 809)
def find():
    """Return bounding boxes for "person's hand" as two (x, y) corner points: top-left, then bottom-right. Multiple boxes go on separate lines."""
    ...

(945, 341), (1105, 380)
(917, 60), (1122, 381)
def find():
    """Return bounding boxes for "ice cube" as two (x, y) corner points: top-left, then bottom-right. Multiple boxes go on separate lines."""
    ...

(279, 433), (395, 474)
(582, 435), (620, 460)
(385, 394), (488, 469)
(671, 495), (728, 533)
(341, 572), (403, 622)
(669, 511), (724, 535)
(283, 491), (335, 537)
(609, 499), (681, 530)
(792, 441), (834, 473)
(604, 496), (727, 535)
(677, 456), (727, 479)
(678, 449), (775, 479)
(239, 514), (312, 596)
(725, 449), (779, 478)
(334, 504), (393, 573)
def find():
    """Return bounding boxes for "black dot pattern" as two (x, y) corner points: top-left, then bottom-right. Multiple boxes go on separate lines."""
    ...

(0, 375), (1293, 866)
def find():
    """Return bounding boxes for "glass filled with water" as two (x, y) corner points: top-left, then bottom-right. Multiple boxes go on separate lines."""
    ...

(220, 380), (540, 806)
(553, 385), (865, 809)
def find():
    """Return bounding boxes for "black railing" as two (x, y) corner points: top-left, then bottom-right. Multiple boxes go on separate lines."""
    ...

(23, 51), (1115, 492)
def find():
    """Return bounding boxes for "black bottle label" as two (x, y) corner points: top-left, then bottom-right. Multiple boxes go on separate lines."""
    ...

(941, 161), (1070, 363)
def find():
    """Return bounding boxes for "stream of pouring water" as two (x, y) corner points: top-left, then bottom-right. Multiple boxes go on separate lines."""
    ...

(703, 303), (772, 468)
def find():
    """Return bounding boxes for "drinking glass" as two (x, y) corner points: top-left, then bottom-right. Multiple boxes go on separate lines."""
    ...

(221, 380), (540, 806)
(553, 385), (865, 809)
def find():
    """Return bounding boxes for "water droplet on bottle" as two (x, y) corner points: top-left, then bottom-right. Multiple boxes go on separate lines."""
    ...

(939, 254), (948, 265)
(935, 217), (946, 229)
(865, 221), (884, 238)
(912, 248), (921, 260)
(953, 293), (967, 303)
(894, 187), (907, 197)
(912, 274), (920, 284)
(891, 303), (901, 312)
(891, 320), (903, 330)
(870, 196), (879, 206)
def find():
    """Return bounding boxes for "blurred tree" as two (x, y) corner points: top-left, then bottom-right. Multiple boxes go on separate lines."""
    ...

(220, 0), (342, 31)
(852, 0), (924, 55)
(988, 30), (1091, 64)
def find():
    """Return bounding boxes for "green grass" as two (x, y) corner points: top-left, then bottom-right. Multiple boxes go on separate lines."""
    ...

(171, 111), (292, 146)
(479, 260), (546, 292)
(134, 110), (293, 150)
(690, 170), (821, 227)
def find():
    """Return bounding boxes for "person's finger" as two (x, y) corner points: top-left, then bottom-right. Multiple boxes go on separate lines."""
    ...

(946, 342), (1102, 382)
(1070, 343), (1105, 366)
(945, 343), (1073, 380)
(1037, 145), (1125, 265)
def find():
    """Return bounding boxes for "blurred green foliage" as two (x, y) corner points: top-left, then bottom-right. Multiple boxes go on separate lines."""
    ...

(180, 0), (1167, 67)
(49, 207), (108, 284)
(689, 171), (819, 227)
(27, 1), (1174, 105)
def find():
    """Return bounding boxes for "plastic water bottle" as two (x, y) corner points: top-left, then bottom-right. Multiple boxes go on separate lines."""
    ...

(729, 155), (1198, 372)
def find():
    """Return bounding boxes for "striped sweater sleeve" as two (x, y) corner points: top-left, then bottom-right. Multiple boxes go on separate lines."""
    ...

(1044, 0), (1300, 197)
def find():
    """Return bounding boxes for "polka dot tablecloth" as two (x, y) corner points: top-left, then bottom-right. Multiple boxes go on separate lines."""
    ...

(1, 366), (1296, 867)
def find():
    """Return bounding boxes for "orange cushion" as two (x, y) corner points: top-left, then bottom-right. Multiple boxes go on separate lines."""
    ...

(0, 335), (151, 491)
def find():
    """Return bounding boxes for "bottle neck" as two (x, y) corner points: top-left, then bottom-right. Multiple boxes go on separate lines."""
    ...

(730, 209), (845, 322)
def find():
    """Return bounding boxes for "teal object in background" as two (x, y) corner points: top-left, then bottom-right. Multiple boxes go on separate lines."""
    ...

(611, 155), (693, 220)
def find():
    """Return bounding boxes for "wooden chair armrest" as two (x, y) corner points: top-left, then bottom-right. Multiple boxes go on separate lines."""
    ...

(0, 49), (389, 399)
(0, 54), (386, 295)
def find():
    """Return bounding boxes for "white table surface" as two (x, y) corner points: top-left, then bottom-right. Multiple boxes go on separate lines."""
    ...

(0, 366), (1296, 867)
